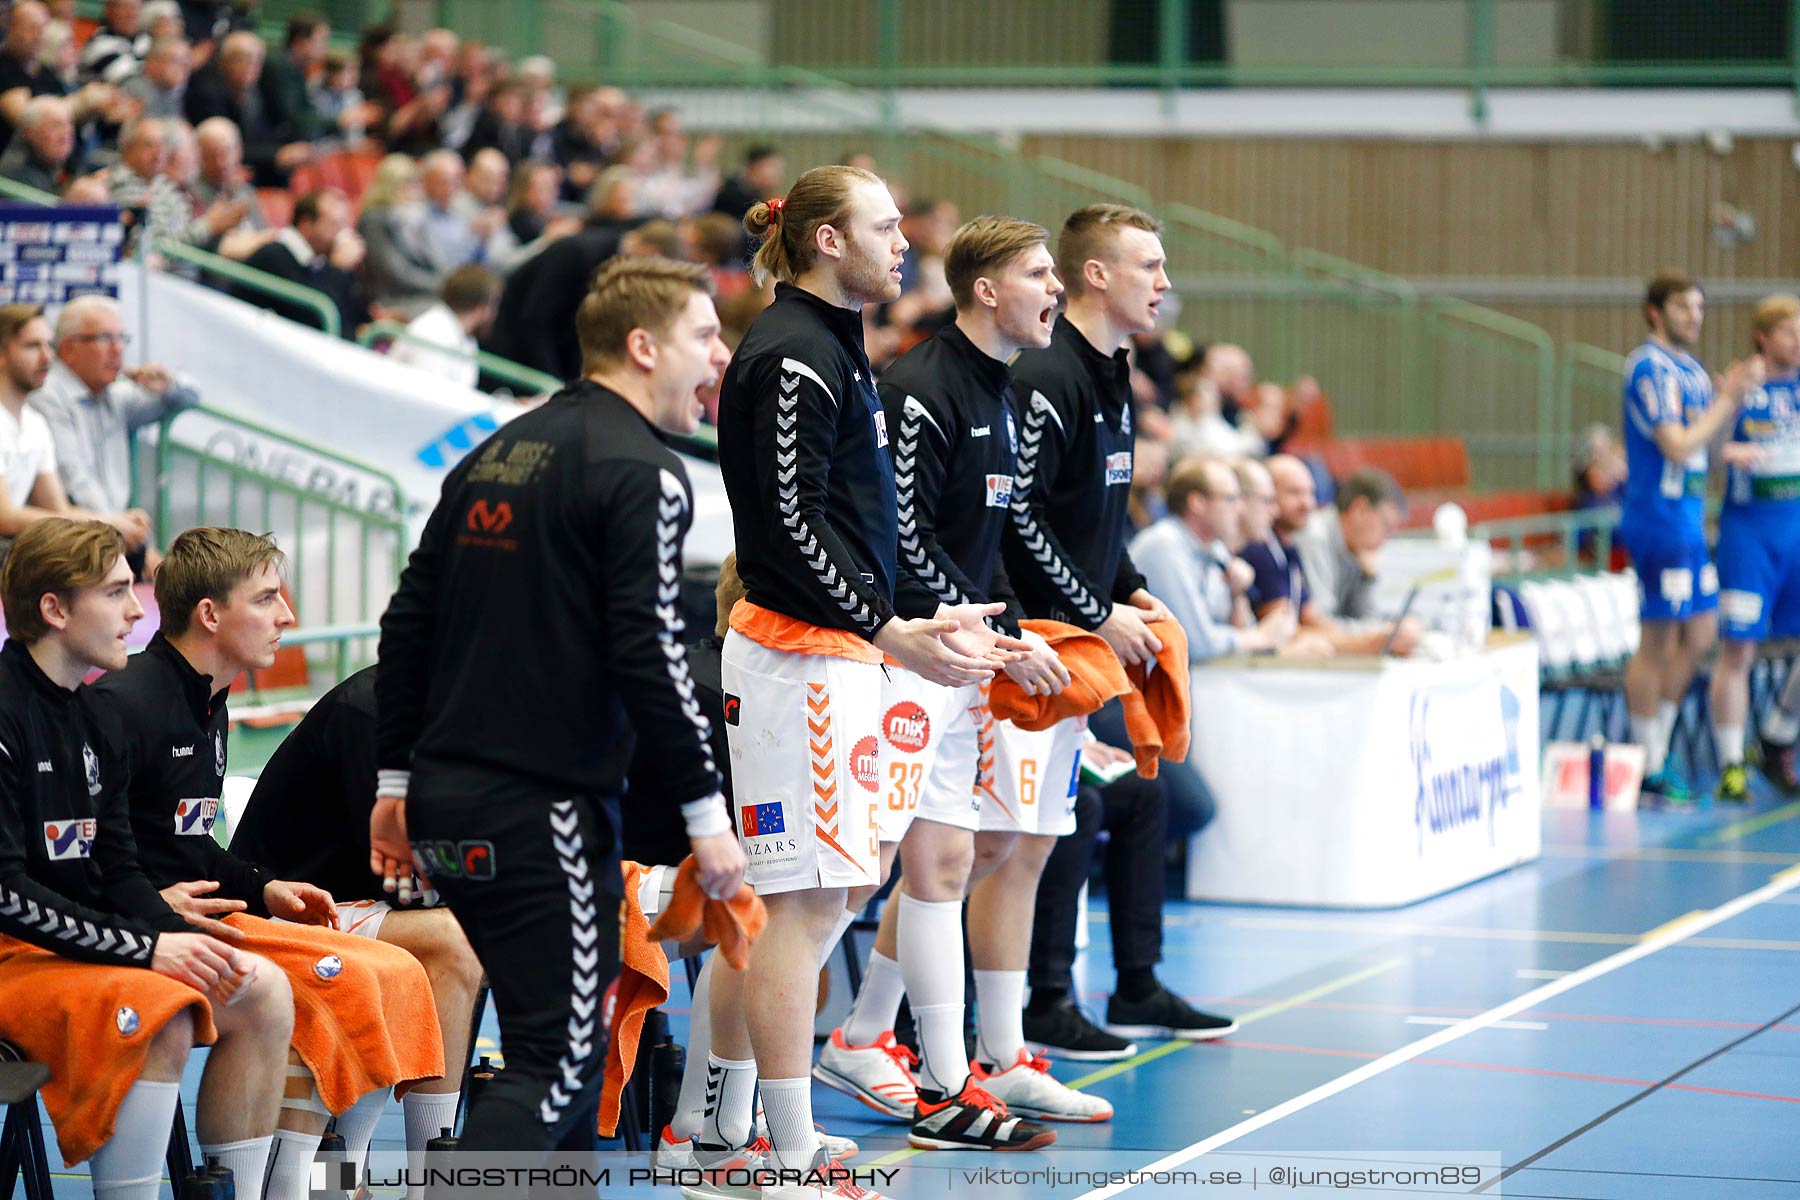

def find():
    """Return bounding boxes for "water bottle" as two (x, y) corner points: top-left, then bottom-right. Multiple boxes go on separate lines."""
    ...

(467, 1054), (497, 1115)
(1588, 734), (1606, 810)
(177, 1164), (222, 1200)
(315, 1129), (348, 1197)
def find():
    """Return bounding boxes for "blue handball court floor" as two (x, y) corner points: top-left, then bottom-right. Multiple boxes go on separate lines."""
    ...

(25, 774), (1800, 1199)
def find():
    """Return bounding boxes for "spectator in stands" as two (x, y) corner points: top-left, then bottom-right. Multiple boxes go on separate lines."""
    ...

(1168, 364), (1263, 461)
(78, 0), (146, 85)
(418, 146), (500, 273)
(184, 30), (312, 186)
(501, 156), (559, 245)
(1573, 423), (1626, 512)
(711, 142), (783, 221)
(461, 77), (535, 165)
(1128, 434), (1169, 531)
(142, 0), (185, 43)
(120, 34), (190, 119)
(158, 117), (261, 255)
(1200, 340), (1255, 427)
(484, 214), (680, 381)
(435, 37), (491, 153)
(309, 48), (377, 152)
(355, 152), (439, 317)
(104, 116), (198, 253)
(0, 92), (73, 192)
(259, 12), (329, 146)
(0, 2), (114, 160)
(1132, 457), (1297, 661)
(190, 115), (262, 229)
(177, 0), (251, 54)
(1295, 466), (1402, 623)
(1245, 454), (1416, 655)
(389, 263), (499, 388)
(38, 20), (80, 94)
(549, 85), (609, 201)
(29, 295), (194, 572)
(0, 303), (150, 565)
(635, 108), (717, 219)
(241, 186), (366, 333)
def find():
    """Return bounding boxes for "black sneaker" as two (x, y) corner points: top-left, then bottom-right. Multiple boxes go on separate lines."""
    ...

(1106, 983), (1238, 1041)
(908, 1079), (1056, 1152)
(1021, 997), (1138, 1061)
(1758, 734), (1800, 795)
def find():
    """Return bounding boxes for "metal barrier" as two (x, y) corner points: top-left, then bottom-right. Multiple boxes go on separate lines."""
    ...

(154, 404), (407, 669)
(1476, 505), (1620, 585)
(358, 320), (561, 397)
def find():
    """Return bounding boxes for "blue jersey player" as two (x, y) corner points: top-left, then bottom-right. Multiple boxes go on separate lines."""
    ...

(1620, 273), (1762, 801)
(1709, 294), (1800, 800)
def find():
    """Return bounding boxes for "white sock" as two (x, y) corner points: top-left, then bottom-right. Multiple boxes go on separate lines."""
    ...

(758, 1076), (820, 1173)
(671, 954), (716, 1140)
(1766, 706), (1800, 745)
(90, 1080), (180, 1200)
(334, 1087), (387, 1174)
(200, 1136), (273, 1200)
(1716, 723), (1746, 766)
(1632, 712), (1666, 774)
(842, 950), (905, 1047)
(818, 907), (857, 971)
(897, 893), (967, 1096)
(973, 969), (1027, 1067)
(401, 1090), (460, 1154)
(1659, 700), (1680, 764)
(698, 1054), (756, 1150)
(262, 1129), (322, 1200)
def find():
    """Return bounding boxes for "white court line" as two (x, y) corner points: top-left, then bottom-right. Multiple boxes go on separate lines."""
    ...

(1072, 863), (1800, 1199)
(1404, 1015), (1547, 1031)
(1515, 968), (1569, 979)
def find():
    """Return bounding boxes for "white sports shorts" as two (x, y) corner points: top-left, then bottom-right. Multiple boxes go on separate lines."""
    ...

(981, 715), (1085, 836)
(721, 628), (883, 895)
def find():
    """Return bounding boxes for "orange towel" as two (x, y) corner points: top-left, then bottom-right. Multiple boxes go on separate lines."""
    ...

(598, 859), (765, 1138)
(1117, 618), (1192, 779)
(221, 914), (444, 1113)
(0, 934), (218, 1166)
(987, 619), (1131, 732)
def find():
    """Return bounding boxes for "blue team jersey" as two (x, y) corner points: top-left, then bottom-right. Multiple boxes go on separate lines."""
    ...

(1724, 374), (1800, 514)
(1622, 339), (1713, 528)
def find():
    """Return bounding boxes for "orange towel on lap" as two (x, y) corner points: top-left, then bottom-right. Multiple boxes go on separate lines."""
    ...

(0, 933), (218, 1166)
(1118, 618), (1192, 779)
(598, 858), (765, 1137)
(987, 619), (1131, 731)
(222, 914), (444, 1112)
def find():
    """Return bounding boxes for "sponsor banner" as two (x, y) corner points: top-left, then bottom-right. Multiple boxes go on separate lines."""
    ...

(1186, 639), (1541, 907)
(0, 205), (122, 305)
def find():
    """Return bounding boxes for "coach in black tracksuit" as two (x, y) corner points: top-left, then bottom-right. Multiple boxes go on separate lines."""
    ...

(376, 257), (738, 1155)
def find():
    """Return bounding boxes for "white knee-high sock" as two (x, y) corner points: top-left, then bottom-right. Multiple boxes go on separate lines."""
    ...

(898, 893), (968, 1096)
(200, 1136), (273, 1200)
(759, 1077), (820, 1173)
(401, 1090), (460, 1153)
(842, 950), (905, 1047)
(333, 1087), (387, 1174)
(90, 1080), (181, 1200)
(973, 969), (1027, 1067)
(671, 954), (716, 1140)
(818, 907), (857, 970)
(698, 1053), (757, 1150)
(262, 1129), (322, 1200)
(1716, 723), (1746, 766)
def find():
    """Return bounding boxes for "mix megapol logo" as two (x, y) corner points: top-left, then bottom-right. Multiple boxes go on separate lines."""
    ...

(881, 702), (931, 754)
(1409, 681), (1522, 854)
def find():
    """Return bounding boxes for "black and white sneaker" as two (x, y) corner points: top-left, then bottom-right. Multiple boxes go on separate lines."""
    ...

(908, 1080), (1056, 1151)
(1106, 984), (1238, 1041)
(1021, 997), (1138, 1061)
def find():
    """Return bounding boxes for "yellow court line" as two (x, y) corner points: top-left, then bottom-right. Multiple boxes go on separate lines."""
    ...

(863, 956), (1405, 1169)
(1700, 800), (1800, 847)
(1637, 908), (1711, 942)
(1062, 957), (1408, 1091)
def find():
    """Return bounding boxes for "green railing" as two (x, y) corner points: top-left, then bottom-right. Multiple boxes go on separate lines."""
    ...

(154, 405), (407, 663)
(1477, 505), (1620, 585)
(358, 321), (561, 396)
(1559, 341), (1631, 451)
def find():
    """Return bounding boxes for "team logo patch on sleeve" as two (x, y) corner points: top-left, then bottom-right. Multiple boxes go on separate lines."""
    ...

(873, 409), (889, 448)
(740, 801), (786, 836)
(314, 955), (343, 980)
(215, 732), (226, 776)
(173, 798), (219, 836)
(115, 1006), (139, 1037)
(984, 474), (1014, 508)
(82, 743), (101, 796)
(724, 694), (741, 726)
(42, 819), (95, 860)
(1104, 451), (1133, 486)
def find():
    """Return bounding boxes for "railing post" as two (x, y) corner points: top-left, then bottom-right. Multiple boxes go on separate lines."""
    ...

(877, 0), (901, 124)
(1468, 0), (1494, 124)
(1159, 0), (1186, 117)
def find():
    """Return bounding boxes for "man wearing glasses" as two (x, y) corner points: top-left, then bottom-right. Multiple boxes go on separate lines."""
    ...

(28, 294), (195, 575)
